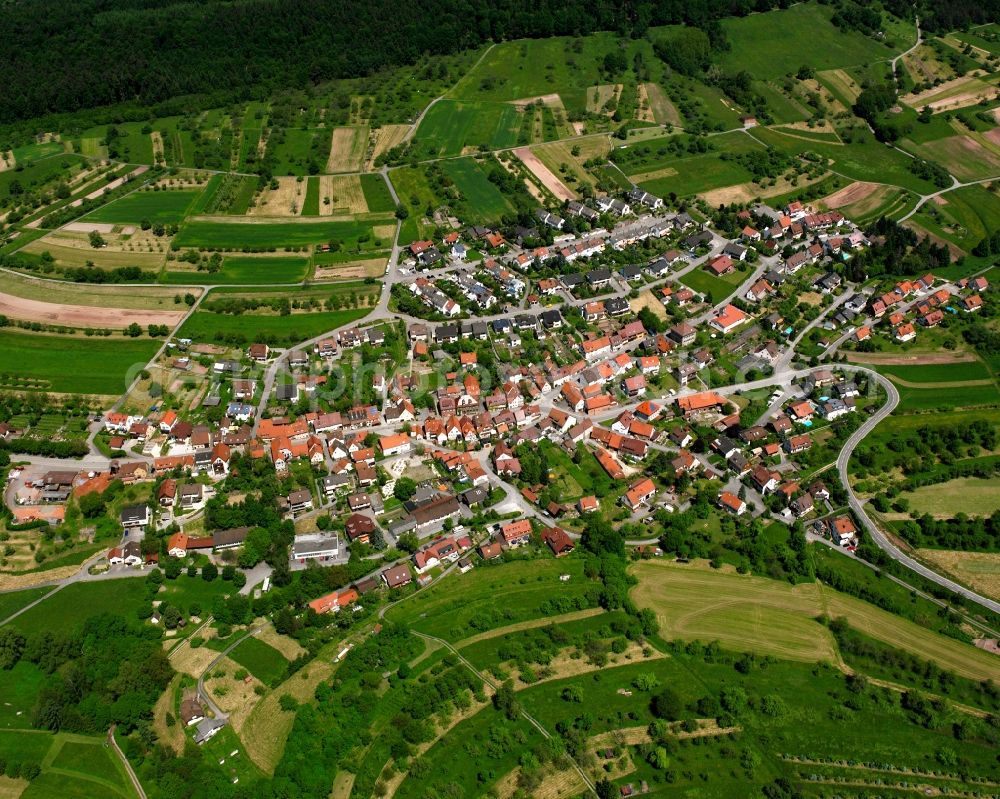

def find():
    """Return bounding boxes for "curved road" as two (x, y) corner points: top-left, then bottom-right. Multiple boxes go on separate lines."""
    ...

(197, 625), (263, 719)
(837, 368), (1000, 616)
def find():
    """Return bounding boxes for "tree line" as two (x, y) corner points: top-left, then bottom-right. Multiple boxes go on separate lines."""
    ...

(0, 0), (800, 125)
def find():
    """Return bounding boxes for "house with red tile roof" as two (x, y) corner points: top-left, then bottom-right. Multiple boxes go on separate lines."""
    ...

(622, 477), (656, 510)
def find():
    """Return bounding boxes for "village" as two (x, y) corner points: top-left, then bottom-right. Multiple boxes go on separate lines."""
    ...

(1, 184), (994, 751)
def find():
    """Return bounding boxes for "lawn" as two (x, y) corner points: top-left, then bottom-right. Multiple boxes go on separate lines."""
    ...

(359, 173), (396, 214)
(630, 560), (1000, 681)
(0, 587), (51, 625)
(173, 217), (392, 249)
(157, 574), (234, 613)
(680, 266), (747, 302)
(0, 331), (158, 395)
(0, 662), (46, 729)
(84, 189), (202, 224)
(227, 636), (289, 685)
(177, 306), (371, 345)
(440, 158), (514, 222)
(385, 557), (596, 642)
(163, 255), (309, 285)
(718, 4), (899, 79)
(411, 100), (522, 158)
(6, 580), (150, 636)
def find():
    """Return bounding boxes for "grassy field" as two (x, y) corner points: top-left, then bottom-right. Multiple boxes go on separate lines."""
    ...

(228, 636), (289, 685)
(325, 126), (367, 173)
(84, 189), (202, 224)
(441, 158), (514, 222)
(174, 217), (391, 249)
(629, 132), (765, 197)
(451, 34), (624, 114)
(163, 255), (309, 285)
(301, 176), (320, 216)
(680, 266), (747, 302)
(0, 661), (46, 728)
(875, 360), (995, 384)
(0, 273), (189, 310)
(904, 476), (1000, 519)
(5, 580), (150, 636)
(630, 560), (1000, 681)
(385, 557), (595, 642)
(0, 587), (51, 626)
(0, 331), (158, 395)
(531, 136), (611, 194)
(893, 382), (1000, 411)
(912, 134), (1000, 183)
(917, 549), (1000, 601)
(359, 173), (395, 213)
(177, 305), (370, 344)
(412, 100), (521, 158)
(909, 185), (1000, 255)
(718, 4), (897, 79)
(750, 126), (940, 194)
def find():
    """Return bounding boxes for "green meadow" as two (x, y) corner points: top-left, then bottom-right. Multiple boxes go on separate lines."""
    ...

(226, 636), (289, 684)
(0, 332), (158, 395)
(385, 557), (594, 642)
(178, 306), (371, 344)
(5, 580), (150, 635)
(163, 255), (310, 285)
(359, 173), (396, 213)
(718, 3), (897, 79)
(174, 217), (391, 249)
(441, 158), (514, 222)
(85, 189), (202, 224)
(412, 100), (522, 158)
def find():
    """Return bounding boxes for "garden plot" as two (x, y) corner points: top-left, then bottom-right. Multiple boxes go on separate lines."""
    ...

(515, 146), (575, 201)
(326, 126), (368, 172)
(903, 75), (997, 113)
(586, 84), (622, 116)
(248, 176), (306, 216)
(318, 174), (368, 215)
(368, 124), (409, 168)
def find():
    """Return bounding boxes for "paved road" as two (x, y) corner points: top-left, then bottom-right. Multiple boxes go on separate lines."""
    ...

(197, 625), (263, 719)
(891, 18), (922, 91)
(836, 369), (1000, 615)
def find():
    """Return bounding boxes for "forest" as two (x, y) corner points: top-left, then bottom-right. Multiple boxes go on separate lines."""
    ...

(3, 0), (994, 125)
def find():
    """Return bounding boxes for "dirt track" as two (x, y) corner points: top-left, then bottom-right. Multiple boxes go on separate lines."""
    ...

(0, 291), (187, 328)
(514, 146), (575, 201)
(845, 351), (976, 365)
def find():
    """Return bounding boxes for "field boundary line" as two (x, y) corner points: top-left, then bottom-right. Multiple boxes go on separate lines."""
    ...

(412, 630), (598, 798)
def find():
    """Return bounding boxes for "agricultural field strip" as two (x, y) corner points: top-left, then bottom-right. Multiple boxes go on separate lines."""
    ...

(630, 561), (1000, 682)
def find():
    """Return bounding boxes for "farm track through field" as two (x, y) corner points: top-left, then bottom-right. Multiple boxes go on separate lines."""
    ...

(412, 631), (598, 797)
(453, 608), (606, 649)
